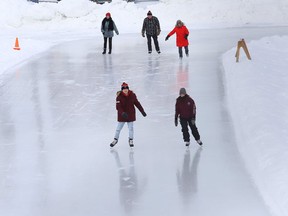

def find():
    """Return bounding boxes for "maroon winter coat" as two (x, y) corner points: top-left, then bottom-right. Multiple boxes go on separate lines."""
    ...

(175, 95), (196, 119)
(168, 25), (189, 47)
(116, 90), (145, 122)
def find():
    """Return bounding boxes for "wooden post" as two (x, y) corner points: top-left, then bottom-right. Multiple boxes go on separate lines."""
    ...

(235, 39), (251, 62)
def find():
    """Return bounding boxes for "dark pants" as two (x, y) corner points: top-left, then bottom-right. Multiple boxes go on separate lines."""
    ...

(147, 34), (160, 52)
(178, 46), (189, 58)
(180, 118), (200, 142)
(103, 37), (112, 52)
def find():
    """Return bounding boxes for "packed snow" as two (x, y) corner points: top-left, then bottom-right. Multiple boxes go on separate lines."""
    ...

(1, 0), (288, 215)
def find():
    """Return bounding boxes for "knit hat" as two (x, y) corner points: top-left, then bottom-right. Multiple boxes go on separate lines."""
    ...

(179, 88), (186, 95)
(147, 11), (152, 16)
(121, 82), (129, 90)
(106, 12), (111, 17)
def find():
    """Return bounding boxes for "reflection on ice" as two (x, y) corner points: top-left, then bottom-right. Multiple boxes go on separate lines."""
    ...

(177, 148), (202, 206)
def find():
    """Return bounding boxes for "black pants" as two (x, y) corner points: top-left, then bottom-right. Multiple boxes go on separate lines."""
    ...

(180, 118), (200, 142)
(103, 37), (112, 52)
(178, 46), (189, 58)
(147, 34), (160, 52)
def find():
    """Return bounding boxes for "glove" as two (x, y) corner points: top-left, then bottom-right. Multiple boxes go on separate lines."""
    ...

(191, 119), (195, 125)
(165, 35), (170, 41)
(174, 117), (178, 127)
(184, 34), (188, 39)
(142, 33), (145, 37)
(157, 29), (161, 36)
(142, 111), (147, 117)
(116, 32), (119, 35)
(102, 31), (104, 35)
(122, 112), (128, 119)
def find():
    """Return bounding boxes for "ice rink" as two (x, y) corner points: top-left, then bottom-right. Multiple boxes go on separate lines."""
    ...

(1, 27), (288, 216)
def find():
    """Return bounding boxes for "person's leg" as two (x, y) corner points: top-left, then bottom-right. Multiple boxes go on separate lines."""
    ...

(127, 122), (134, 140)
(147, 34), (152, 53)
(184, 46), (189, 56)
(114, 122), (125, 140)
(103, 37), (108, 54)
(188, 119), (200, 141)
(108, 37), (112, 54)
(152, 35), (160, 53)
(178, 47), (183, 58)
(180, 118), (190, 142)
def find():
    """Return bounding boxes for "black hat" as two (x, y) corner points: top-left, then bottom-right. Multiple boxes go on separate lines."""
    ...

(147, 11), (152, 16)
(179, 88), (186, 95)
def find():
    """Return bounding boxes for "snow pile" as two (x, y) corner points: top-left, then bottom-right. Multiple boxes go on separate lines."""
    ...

(1, 0), (288, 31)
(222, 36), (288, 216)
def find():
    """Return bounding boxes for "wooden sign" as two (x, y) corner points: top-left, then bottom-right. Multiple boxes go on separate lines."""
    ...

(235, 39), (251, 62)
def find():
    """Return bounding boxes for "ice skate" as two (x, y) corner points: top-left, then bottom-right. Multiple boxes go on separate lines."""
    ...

(110, 138), (118, 147)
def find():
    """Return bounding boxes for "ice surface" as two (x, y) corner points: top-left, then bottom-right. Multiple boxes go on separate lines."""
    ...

(1, 27), (288, 216)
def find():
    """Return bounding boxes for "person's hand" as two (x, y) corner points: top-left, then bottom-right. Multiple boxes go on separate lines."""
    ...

(165, 35), (170, 41)
(157, 30), (161, 36)
(142, 111), (147, 117)
(122, 112), (128, 119)
(175, 117), (178, 127)
(184, 34), (188, 39)
(191, 118), (195, 125)
(116, 32), (119, 35)
(142, 33), (145, 37)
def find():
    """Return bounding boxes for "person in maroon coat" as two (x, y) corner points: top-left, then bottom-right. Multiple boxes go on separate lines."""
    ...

(165, 20), (189, 58)
(175, 88), (202, 147)
(110, 82), (147, 148)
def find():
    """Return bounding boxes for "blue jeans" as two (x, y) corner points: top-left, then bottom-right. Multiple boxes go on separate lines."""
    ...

(114, 122), (134, 140)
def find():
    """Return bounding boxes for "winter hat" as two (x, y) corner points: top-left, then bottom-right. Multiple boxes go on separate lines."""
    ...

(179, 88), (186, 95)
(121, 82), (129, 90)
(106, 12), (111, 17)
(147, 11), (152, 16)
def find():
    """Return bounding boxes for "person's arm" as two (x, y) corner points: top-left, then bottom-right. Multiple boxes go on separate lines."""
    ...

(133, 94), (146, 116)
(113, 21), (119, 35)
(141, 19), (146, 36)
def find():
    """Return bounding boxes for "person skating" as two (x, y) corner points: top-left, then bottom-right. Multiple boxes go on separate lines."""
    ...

(141, 10), (161, 54)
(101, 12), (119, 54)
(165, 20), (189, 58)
(175, 88), (202, 147)
(110, 82), (147, 148)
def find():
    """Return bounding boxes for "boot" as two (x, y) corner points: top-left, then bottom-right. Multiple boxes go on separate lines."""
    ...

(108, 49), (111, 54)
(110, 138), (118, 147)
(102, 49), (106, 54)
(129, 138), (134, 147)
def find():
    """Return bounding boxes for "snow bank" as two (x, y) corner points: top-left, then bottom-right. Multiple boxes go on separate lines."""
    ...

(1, 0), (288, 32)
(222, 36), (288, 216)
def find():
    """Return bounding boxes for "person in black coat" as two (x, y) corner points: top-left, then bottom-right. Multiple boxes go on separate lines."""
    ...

(141, 10), (161, 54)
(101, 12), (119, 54)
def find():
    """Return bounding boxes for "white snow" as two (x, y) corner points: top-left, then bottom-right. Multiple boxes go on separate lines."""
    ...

(1, 0), (288, 215)
(222, 36), (288, 216)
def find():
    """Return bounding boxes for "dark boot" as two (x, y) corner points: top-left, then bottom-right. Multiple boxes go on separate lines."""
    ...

(102, 49), (106, 54)
(108, 49), (111, 54)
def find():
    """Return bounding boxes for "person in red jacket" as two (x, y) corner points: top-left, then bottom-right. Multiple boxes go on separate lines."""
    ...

(165, 20), (189, 58)
(175, 88), (202, 147)
(110, 82), (147, 148)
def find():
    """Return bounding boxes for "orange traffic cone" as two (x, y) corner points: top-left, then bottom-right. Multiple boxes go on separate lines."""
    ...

(13, 37), (21, 50)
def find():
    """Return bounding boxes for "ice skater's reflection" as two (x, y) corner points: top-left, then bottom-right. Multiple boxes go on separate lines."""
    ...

(111, 149), (143, 214)
(177, 148), (202, 205)
(177, 61), (189, 90)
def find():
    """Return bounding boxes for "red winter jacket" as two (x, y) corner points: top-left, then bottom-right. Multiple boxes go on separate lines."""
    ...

(168, 25), (189, 47)
(116, 90), (145, 122)
(175, 95), (196, 119)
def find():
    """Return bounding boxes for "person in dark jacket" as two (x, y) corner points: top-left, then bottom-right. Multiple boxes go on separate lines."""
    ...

(110, 82), (147, 148)
(101, 12), (119, 54)
(175, 88), (202, 146)
(165, 20), (189, 58)
(141, 10), (161, 54)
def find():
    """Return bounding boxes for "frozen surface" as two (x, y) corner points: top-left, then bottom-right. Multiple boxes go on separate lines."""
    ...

(1, 27), (288, 216)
